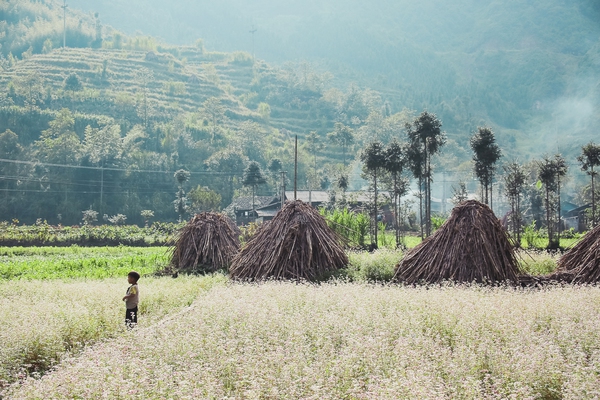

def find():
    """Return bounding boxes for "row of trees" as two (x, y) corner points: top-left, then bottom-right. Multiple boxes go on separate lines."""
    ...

(356, 110), (600, 249)
(359, 111), (445, 247)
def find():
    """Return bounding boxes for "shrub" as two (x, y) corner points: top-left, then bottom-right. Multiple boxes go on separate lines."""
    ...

(346, 249), (401, 282)
(81, 209), (98, 225)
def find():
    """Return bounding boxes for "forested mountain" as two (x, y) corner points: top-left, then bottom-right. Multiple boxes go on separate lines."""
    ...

(0, 0), (599, 225)
(76, 0), (600, 145)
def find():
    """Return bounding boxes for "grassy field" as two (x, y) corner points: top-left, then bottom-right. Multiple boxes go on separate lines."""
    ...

(2, 245), (596, 399)
(7, 282), (600, 399)
(0, 246), (171, 280)
(0, 274), (226, 396)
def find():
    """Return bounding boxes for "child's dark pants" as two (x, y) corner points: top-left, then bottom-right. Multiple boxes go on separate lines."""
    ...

(125, 307), (138, 328)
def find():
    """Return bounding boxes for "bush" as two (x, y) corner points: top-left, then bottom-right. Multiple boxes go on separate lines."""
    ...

(517, 250), (559, 276)
(229, 51), (253, 65)
(345, 249), (402, 282)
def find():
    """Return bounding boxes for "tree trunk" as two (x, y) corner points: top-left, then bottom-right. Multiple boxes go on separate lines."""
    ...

(516, 194), (521, 245)
(418, 176), (424, 240)
(394, 174), (399, 248)
(490, 171), (493, 212)
(545, 189), (554, 249)
(592, 167), (596, 227)
(510, 194), (516, 245)
(556, 179), (561, 248)
(373, 171), (378, 248)
(425, 145), (431, 237)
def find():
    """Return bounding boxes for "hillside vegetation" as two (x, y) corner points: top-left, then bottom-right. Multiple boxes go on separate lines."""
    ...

(77, 0), (600, 141)
(0, 0), (599, 226)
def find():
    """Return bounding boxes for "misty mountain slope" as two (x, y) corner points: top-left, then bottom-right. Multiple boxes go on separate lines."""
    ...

(71, 0), (600, 156)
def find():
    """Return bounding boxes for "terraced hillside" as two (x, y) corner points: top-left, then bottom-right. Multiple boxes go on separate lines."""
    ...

(1, 48), (248, 119)
(0, 46), (346, 153)
(0, 45), (375, 224)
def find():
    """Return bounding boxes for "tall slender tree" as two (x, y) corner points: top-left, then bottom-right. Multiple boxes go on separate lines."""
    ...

(361, 141), (386, 248)
(205, 149), (248, 207)
(201, 97), (227, 143)
(173, 169), (190, 222)
(305, 131), (324, 197)
(133, 67), (154, 133)
(553, 154), (568, 244)
(328, 122), (354, 167)
(470, 127), (502, 208)
(503, 162), (526, 246)
(577, 142), (600, 226)
(406, 139), (425, 239)
(242, 161), (267, 212)
(537, 155), (567, 249)
(406, 111), (445, 237)
(384, 140), (407, 247)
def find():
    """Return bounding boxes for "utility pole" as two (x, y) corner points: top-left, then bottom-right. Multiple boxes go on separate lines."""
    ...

(294, 135), (298, 200)
(249, 25), (257, 63)
(62, 0), (68, 48)
(100, 164), (104, 217)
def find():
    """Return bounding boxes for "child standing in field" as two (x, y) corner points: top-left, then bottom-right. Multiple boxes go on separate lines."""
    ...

(122, 271), (140, 328)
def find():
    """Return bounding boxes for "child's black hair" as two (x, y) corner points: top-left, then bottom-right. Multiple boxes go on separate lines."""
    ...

(128, 271), (141, 282)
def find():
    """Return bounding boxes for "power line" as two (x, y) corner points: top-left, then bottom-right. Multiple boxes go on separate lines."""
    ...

(0, 188), (177, 194)
(0, 158), (236, 176)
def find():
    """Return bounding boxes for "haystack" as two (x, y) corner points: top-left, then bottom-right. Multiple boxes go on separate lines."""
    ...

(229, 200), (348, 281)
(170, 212), (241, 273)
(394, 200), (520, 284)
(552, 223), (600, 283)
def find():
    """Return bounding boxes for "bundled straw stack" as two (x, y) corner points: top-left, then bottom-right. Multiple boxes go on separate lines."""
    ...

(394, 200), (520, 284)
(170, 212), (241, 273)
(552, 223), (600, 283)
(229, 200), (348, 281)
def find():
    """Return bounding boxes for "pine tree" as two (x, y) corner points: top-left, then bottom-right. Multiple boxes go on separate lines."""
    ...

(242, 161), (266, 212)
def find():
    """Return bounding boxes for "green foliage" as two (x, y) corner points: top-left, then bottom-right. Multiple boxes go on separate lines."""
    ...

(1, 1), (598, 229)
(345, 249), (402, 282)
(229, 51), (253, 65)
(242, 161), (266, 188)
(163, 80), (186, 96)
(430, 215), (446, 232)
(257, 102), (271, 121)
(140, 210), (154, 226)
(188, 186), (222, 212)
(320, 207), (370, 248)
(63, 72), (83, 93)
(82, 209), (98, 225)
(470, 126), (501, 205)
(577, 142), (600, 226)
(327, 122), (354, 166)
(0, 246), (169, 280)
(517, 250), (559, 276)
(0, 221), (182, 247)
(107, 214), (127, 225)
(523, 221), (542, 249)
(406, 111), (446, 237)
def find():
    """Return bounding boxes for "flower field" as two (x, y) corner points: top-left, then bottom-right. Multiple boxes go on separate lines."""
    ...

(4, 281), (600, 399)
(2, 246), (600, 399)
(0, 274), (226, 396)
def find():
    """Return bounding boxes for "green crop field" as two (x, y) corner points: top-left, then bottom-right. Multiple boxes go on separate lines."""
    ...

(0, 246), (171, 280)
